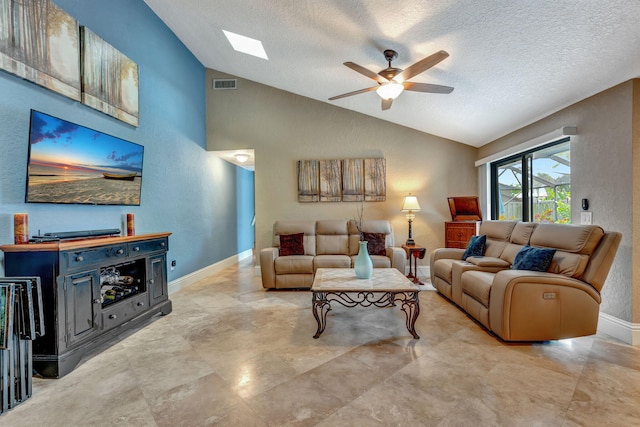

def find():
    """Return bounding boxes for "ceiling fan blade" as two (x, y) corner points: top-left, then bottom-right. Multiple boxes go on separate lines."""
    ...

(403, 82), (454, 94)
(381, 98), (393, 111)
(328, 86), (378, 101)
(393, 50), (449, 83)
(344, 62), (388, 83)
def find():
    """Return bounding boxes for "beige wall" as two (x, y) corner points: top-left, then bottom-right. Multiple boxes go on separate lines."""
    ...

(206, 69), (478, 265)
(479, 80), (636, 323)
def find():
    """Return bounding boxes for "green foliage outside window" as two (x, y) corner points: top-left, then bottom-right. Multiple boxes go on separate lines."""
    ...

(533, 185), (571, 223)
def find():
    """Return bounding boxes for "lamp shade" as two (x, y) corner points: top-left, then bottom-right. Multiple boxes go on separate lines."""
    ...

(401, 195), (421, 212)
(376, 81), (404, 100)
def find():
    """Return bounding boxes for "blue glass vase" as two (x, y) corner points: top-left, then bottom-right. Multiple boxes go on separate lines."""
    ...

(354, 241), (373, 279)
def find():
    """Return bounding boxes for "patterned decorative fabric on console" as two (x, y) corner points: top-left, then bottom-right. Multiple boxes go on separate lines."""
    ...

(363, 232), (387, 256)
(462, 235), (486, 260)
(279, 233), (305, 256)
(512, 245), (556, 271)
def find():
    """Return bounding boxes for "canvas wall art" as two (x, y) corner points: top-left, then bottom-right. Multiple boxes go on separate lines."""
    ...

(0, 0), (80, 100)
(364, 158), (386, 201)
(0, 277), (38, 341)
(297, 158), (385, 203)
(81, 26), (139, 127)
(319, 159), (342, 202)
(0, 283), (15, 349)
(297, 160), (319, 202)
(342, 158), (364, 202)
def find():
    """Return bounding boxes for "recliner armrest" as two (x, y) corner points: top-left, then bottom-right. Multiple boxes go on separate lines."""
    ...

(387, 246), (407, 273)
(465, 256), (510, 268)
(431, 247), (465, 262)
(450, 259), (512, 304)
(259, 247), (279, 288)
(490, 269), (601, 302)
(429, 247), (464, 284)
(488, 269), (601, 340)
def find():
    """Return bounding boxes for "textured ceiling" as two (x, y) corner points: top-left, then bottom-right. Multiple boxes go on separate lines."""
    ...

(144, 0), (640, 147)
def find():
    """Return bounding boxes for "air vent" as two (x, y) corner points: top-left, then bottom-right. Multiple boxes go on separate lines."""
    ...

(213, 79), (237, 90)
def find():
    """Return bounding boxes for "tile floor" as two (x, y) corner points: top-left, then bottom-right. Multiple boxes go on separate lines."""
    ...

(2, 259), (640, 426)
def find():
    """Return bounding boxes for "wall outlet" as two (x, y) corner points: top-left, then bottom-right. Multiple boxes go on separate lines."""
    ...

(580, 212), (592, 225)
(170, 260), (176, 270)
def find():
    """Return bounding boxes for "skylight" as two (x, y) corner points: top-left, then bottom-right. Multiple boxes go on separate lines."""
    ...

(222, 30), (268, 60)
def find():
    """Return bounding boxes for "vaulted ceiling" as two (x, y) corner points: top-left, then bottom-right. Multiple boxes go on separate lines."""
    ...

(144, 0), (640, 147)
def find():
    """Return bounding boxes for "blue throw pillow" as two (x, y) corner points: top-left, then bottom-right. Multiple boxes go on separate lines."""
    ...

(512, 245), (556, 271)
(462, 235), (486, 260)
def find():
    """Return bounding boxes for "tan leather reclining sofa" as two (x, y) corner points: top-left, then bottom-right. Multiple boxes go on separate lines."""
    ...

(430, 220), (621, 341)
(260, 219), (406, 289)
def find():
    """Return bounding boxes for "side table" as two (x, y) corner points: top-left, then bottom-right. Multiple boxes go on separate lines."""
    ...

(402, 244), (427, 285)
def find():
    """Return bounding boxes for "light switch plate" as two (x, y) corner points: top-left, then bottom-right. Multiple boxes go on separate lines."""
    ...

(580, 212), (592, 225)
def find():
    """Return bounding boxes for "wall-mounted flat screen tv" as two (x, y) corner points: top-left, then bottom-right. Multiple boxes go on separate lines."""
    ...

(25, 110), (143, 206)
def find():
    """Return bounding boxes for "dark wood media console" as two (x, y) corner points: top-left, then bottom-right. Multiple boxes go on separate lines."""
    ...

(0, 232), (172, 378)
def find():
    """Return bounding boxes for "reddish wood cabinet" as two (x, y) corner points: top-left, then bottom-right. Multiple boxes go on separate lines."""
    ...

(445, 196), (482, 248)
(445, 221), (481, 248)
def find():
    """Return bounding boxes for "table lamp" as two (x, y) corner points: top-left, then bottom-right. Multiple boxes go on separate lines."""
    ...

(401, 194), (421, 245)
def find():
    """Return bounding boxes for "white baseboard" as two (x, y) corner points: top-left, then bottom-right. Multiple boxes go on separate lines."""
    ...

(418, 266), (430, 278)
(598, 312), (640, 345)
(168, 249), (253, 295)
(404, 265), (430, 276)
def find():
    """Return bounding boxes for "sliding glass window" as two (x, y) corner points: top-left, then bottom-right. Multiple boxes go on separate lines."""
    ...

(491, 138), (570, 223)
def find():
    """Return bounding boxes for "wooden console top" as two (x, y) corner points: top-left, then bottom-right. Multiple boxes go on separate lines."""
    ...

(0, 232), (172, 253)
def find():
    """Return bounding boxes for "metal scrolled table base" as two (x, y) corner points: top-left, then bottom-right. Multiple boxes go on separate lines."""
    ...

(312, 290), (420, 339)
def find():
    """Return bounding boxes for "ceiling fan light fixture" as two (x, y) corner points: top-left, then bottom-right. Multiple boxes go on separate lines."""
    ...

(376, 81), (404, 100)
(329, 49), (452, 110)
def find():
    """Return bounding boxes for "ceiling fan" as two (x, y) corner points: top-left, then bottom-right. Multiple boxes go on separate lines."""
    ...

(328, 49), (454, 111)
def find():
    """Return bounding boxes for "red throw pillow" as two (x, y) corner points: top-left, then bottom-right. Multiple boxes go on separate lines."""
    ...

(279, 233), (305, 256)
(363, 232), (387, 256)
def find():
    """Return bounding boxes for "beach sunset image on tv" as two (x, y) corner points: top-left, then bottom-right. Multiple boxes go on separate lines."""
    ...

(26, 110), (144, 205)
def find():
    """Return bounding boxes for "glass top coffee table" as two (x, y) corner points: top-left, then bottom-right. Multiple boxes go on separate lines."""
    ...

(311, 268), (421, 339)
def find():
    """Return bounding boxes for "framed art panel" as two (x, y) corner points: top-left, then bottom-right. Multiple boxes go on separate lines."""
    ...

(342, 158), (364, 202)
(81, 26), (139, 126)
(30, 276), (45, 337)
(0, 278), (36, 340)
(0, 0), (81, 100)
(319, 159), (341, 202)
(364, 158), (386, 201)
(0, 283), (15, 349)
(298, 160), (319, 202)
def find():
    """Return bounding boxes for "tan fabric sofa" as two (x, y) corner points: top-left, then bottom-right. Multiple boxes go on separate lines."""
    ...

(260, 219), (406, 289)
(430, 220), (621, 341)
